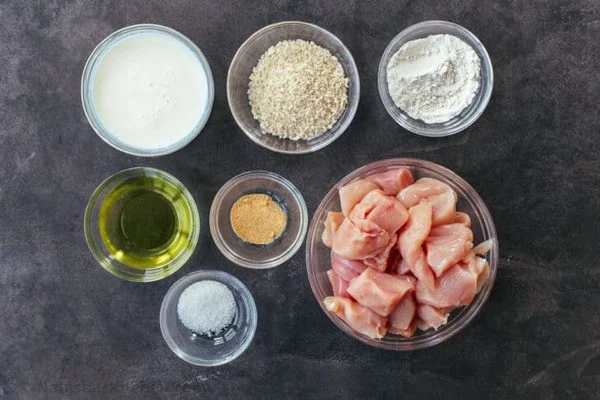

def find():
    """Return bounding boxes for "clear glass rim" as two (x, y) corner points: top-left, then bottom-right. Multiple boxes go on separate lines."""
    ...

(209, 170), (309, 269)
(83, 167), (201, 282)
(377, 20), (494, 137)
(226, 20), (360, 154)
(159, 269), (258, 366)
(305, 158), (499, 350)
(81, 23), (215, 157)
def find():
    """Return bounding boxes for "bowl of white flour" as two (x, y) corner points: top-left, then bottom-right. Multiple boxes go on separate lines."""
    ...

(378, 21), (493, 137)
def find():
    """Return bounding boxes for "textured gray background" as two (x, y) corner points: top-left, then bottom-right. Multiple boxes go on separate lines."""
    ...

(1, 0), (599, 398)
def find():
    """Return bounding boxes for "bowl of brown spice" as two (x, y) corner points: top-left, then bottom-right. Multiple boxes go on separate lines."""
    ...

(209, 171), (308, 269)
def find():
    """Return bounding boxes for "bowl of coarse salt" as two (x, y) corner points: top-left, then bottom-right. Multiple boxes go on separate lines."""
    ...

(227, 21), (360, 154)
(378, 20), (493, 137)
(160, 270), (257, 366)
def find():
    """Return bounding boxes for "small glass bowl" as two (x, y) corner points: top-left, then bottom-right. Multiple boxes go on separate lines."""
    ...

(210, 171), (308, 269)
(378, 21), (493, 137)
(306, 158), (499, 350)
(227, 21), (360, 154)
(160, 270), (258, 366)
(81, 24), (215, 156)
(84, 167), (200, 282)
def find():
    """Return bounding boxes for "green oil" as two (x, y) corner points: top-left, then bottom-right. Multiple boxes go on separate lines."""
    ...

(98, 176), (195, 270)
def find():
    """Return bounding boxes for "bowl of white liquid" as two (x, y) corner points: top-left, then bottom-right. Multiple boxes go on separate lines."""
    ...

(82, 24), (214, 156)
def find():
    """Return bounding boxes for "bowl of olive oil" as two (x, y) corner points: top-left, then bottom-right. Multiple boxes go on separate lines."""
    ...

(84, 167), (200, 282)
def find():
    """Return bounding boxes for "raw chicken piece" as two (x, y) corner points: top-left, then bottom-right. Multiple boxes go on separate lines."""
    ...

(388, 294), (416, 336)
(331, 252), (367, 282)
(327, 270), (352, 298)
(349, 189), (408, 234)
(397, 202), (435, 289)
(339, 179), (379, 216)
(472, 239), (494, 256)
(331, 218), (391, 260)
(347, 267), (414, 317)
(397, 259), (410, 275)
(416, 263), (478, 308)
(453, 212), (471, 227)
(324, 296), (387, 339)
(462, 252), (491, 293)
(322, 211), (344, 248)
(416, 305), (450, 331)
(364, 234), (397, 272)
(397, 178), (457, 226)
(425, 223), (474, 277)
(365, 168), (414, 196)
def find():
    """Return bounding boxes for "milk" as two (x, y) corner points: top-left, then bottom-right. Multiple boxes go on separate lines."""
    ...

(92, 33), (209, 150)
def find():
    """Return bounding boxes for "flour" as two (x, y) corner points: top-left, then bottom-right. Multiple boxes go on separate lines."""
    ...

(386, 34), (481, 124)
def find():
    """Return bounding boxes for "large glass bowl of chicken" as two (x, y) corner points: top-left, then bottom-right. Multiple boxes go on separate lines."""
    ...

(305, 158), (498, 350)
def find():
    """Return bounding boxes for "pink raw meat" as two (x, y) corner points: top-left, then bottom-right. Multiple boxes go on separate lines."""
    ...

(462, 252), (491, 293)
(349, 189), (408, 235)
(327, 269), (352, 298)
(331, 218), (391, 260)
(347, 267), (414, 317)
(339, 179), (378, 216)
(397, 202), (435, 289)
(388, 294), (416, 337)
(415, 305), (450, 331)
(322, 211), (344, 248)
(331, 252), (367, 281)
(364, 234), (398, 272)
(453, 212), (471, 227)
(324, 296), (387, 339)
(416, 263), (478, 308)
(397, 178), (458, 226)
(365, 168), (414, 196)
(425, 223), (474, 277)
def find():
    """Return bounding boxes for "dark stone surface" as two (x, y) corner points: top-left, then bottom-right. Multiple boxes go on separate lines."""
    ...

(1, 0), (599, 398)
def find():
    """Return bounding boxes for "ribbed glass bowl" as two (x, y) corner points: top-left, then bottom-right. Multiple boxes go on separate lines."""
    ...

(227, 21), (360, 154)
(84, 167), (200, 282)
(378, 21), (493, 137)
(306, 158), (498, 350)
(160, 270), (257, 366)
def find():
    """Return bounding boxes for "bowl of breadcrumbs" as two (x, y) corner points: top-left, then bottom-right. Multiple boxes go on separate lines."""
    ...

(227, 21), (360, 154)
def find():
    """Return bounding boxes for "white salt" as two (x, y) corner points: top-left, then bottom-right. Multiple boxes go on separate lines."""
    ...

(177, 280), (236, 336)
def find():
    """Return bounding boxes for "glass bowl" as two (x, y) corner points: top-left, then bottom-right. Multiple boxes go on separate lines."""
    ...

(160, 270), (257, 366)
(227, 21), (360, 154)
(210, 171), (308, 269)
(84, 167), (200, 282)
(81, 24), (214, 156)
(378, 21), (493, 137)
(306, 158), (498, 350)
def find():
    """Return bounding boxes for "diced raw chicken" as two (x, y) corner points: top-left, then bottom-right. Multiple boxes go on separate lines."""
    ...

(327, 270), (352, 298)
(416, 263), (478, 308)
(453, 212), (471, 227)
(331, 218), (391, 260)
(331, 252), (367, 282)
(324, 296), (387, 339)
(364, 234), (397, 272)
(349, 189), (408, 234)
(347, 267), (414, 317)
(339, 179), (379, 216)
(397, 202), (435, 289)
(462, 252), (491, 293)
(322, 211), (344, 248)
(365, 168), (414, 196)
(415, 305), (450, 331)
(425, 223), (474, 277)
(388, 294), (416, 336)
(397, 259), (410, 275)
(397, 178), (457, 226)
(476, 260), (490, 293)
(472, 239), (494, 256)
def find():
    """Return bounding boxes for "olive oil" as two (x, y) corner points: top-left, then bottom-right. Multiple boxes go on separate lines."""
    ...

(98, 175), (195, 269)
